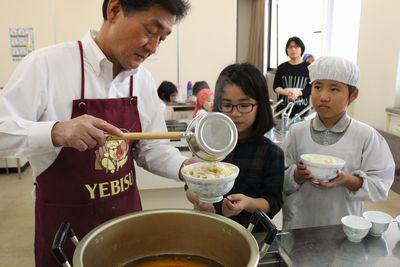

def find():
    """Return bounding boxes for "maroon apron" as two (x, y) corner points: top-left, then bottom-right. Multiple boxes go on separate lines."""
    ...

(34, 41), (142, 267)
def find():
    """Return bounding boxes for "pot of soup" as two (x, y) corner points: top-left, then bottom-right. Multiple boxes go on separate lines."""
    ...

(52, 209), (276, 267)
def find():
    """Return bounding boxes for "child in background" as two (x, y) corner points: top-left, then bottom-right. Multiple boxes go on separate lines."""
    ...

(186, 63), (284, 231)
(302, 53), (315, 63)
(193, 88), (214, 118)
(283, 56), (395, 230)
(187, 81), (210, 103)
(157, 81), (178, 119)
(193, 81), (210, 96)
(157, 81), (178, 106)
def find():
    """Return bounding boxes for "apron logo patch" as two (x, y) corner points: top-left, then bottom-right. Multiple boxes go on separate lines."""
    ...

(84, 171), (134, 199)
(94, 139), (129, 173)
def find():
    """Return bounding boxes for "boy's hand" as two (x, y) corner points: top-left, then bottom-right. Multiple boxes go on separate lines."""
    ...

(310, 170), (363, 191)
(221, 194), (248, 217)
(294, 161), (314, 184)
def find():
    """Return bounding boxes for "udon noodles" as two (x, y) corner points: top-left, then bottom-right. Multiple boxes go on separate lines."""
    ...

(304, 154), (338, 165)
(184, 163), (236, 179)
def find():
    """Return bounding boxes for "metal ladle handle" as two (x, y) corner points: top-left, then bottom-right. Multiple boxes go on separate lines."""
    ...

(108, 132), (193, 140)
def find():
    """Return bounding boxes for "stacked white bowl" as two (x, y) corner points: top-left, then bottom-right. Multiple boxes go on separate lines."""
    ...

(341, 215), (372, 242)
(362, 211), (393, 236)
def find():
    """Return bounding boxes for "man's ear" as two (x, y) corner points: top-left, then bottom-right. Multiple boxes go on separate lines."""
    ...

(349, 88), (359, 104)
(106, 0), (123, 23)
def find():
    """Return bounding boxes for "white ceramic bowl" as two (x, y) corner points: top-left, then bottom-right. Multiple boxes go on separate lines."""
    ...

(301, 154), (346, 181)
(341, 215), (372, 242)
(363, 211), (393, 236)
(181, 162), (239, 203)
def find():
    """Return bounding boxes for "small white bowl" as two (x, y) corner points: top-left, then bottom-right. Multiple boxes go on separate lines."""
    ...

(363, 211), (393, 236)
(341, 215), (372, 242)
(181, 162), (239, 203)
(300, 154), (346, 181)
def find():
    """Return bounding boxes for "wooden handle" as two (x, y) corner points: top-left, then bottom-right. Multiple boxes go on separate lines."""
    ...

(109, 132), (184, 140)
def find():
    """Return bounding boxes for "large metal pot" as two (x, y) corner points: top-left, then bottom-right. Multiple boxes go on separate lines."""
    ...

(53, 209), (276, 267)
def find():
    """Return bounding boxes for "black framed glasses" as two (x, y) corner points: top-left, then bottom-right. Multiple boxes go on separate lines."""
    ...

(219, 103), (257, 114)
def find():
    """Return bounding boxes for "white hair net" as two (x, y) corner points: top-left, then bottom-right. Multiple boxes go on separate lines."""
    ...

(308, 56), (360, 87)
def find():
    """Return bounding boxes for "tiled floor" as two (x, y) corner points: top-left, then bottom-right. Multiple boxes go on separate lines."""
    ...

(0, 167), (399, 266)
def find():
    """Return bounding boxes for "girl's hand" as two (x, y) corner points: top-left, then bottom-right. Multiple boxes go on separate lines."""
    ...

(294, 161), (314, 184)
(310, 170), (363, 191)
(221, 194), (249, 217)
(186, 189), (215, 213)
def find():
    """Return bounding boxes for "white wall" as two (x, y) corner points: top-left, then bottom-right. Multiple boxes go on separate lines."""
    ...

(178, 0), (237, 91)
(325, 0), (361, 62)
(0, 0), (237, 94)
(237, 0), (252, 63)
(352, 0), (400, 129)
(0, 0), (53, 86)
(0, 0), (103, 86)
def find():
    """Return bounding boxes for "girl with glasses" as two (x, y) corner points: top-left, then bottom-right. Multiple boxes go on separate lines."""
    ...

(186, 63), (284, 231)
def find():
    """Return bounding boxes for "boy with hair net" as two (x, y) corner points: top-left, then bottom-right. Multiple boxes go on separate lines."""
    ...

(283, 56), (395, 230)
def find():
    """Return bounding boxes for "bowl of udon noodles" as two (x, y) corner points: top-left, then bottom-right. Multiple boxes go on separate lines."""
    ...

(182, 162), (240, 203)
(300, 153), (346, 181)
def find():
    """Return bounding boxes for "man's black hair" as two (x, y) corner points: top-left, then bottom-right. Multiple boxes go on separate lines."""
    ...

(102, 0), (190, 21)
(214, 63), (274, 137)
(285, 36), (305, 56)
(193, 81), (210, 96)
(157, 81), (178, 102)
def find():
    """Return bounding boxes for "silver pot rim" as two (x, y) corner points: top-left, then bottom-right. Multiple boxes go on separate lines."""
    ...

(73, 209), (259, 266)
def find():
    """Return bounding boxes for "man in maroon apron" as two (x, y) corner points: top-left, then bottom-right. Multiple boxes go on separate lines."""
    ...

(34, 40), (144, 266)
(0, 1), (190, 266)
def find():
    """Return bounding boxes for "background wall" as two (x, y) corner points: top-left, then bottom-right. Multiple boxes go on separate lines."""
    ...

(0, 0), (237, 94)
(237, 0), (252, 63)
(0, 0), (52, 86)
(352, 0), (400, 129)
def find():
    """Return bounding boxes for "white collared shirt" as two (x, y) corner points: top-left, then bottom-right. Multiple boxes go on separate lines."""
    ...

(0, 30), (186, 180)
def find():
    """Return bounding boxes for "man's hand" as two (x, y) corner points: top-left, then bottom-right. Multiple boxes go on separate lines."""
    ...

(310, 170), (363, 191)
(221, 194), (249, 217)
(51, 114), (123, 152)
(294, 161), (314, 185)
(186, 189), (215, 213)
(179, 157), (200, 181)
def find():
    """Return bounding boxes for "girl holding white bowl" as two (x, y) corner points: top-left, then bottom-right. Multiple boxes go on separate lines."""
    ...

(186, 63), (284, 231)
(283, 57), (395, 230)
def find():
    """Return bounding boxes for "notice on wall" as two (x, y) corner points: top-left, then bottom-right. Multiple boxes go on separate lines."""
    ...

(9, 28), (34, 61)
